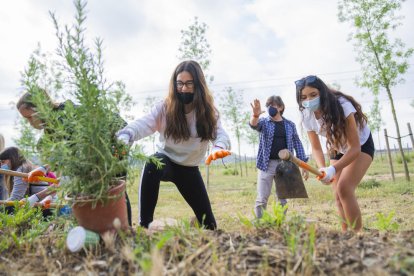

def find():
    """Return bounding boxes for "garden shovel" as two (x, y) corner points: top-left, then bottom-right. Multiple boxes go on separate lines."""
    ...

(0, 199), (60, 209)
(278, 149), (325, 178)
(274, 156), (309, 199)
(0, 168), (59, 184)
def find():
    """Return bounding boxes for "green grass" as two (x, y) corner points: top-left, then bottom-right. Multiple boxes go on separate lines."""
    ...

(127, 155), (414, 232)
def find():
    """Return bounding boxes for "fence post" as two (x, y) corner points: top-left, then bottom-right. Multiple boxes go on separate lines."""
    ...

(408, 123), (414, 154)
(377, 130), (383, 159)
(384, 129), (395, 182)
(244, 154), (248, 177)
(206, 147), (210, 189)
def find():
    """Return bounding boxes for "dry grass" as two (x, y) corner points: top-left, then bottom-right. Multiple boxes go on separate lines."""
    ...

(0, 158), (413, 275)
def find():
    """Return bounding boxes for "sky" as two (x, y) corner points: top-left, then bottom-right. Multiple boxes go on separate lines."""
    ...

(0, 0), (413, 156)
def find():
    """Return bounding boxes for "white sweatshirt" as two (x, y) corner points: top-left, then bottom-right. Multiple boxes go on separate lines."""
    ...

(119, 101), (231, 166)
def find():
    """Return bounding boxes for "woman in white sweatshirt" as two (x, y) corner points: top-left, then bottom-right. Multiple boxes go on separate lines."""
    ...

(117, 60), (231, 230)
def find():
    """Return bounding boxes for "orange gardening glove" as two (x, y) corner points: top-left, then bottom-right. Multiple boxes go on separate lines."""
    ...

(27, 166), (47, 183)
(205, 147), (231, 165)
(39, 195), (53, 209)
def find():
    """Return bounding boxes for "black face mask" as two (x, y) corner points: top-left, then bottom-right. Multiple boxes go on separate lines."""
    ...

(268, 106), (278, 117)
(177, 93), (194, 104)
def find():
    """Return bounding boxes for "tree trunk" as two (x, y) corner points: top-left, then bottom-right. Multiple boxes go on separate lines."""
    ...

(237, 135), (243, 177)
(386, 86), (410, 181)
(384, 128), (395, 182)
(377, 130), (382, 159)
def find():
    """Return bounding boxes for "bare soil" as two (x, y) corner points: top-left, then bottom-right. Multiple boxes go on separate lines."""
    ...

(0, 226), (413, 275)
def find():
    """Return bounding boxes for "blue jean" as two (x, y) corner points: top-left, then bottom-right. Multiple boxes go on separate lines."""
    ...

(0, 175), (6, 200)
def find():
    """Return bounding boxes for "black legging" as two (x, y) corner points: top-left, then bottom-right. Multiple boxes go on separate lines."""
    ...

(139, 153), (216, 230)
(117, 172), (132, 226)
(125, 191), (132, 226)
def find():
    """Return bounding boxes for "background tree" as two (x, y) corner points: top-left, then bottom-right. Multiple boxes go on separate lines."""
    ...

(338, 0), (413, 181)
(243, 111), (259, 157)
(142, 96), (159, 154)
(220, 87), (249, 177)
(13, 118), (40, 161)
(178, 16), (214, 84)
(178, 16), (215, 186)
(367, 97), (384, 159)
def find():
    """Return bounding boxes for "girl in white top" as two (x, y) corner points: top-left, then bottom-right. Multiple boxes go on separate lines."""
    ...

(295, 75), (374, 232)
(117, 60), (231, 230)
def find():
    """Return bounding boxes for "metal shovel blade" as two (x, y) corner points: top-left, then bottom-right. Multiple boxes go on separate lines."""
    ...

(275, 160), (308, 199)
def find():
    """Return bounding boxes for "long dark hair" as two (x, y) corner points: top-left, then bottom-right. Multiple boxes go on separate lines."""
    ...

(165, 60), (217, 142)
(16, 89), (60, 111)
(0, 147), (34, 194)
(296, 76), (367, 152)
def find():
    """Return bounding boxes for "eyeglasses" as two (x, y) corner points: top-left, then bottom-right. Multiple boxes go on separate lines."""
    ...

(176, 80), (194, 89)
(294, 75), (318, 90)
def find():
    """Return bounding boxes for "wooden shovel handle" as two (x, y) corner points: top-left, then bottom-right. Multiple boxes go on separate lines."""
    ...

(278, 149), (324, 177)
(0, 200), (62, 209)
(0, 168), (59, 184)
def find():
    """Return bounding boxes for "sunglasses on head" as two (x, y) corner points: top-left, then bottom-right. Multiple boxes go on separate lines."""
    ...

(294, 75), (318, 89)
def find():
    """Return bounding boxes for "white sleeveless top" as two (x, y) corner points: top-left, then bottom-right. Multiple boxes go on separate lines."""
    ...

(302, 97), (370, 153)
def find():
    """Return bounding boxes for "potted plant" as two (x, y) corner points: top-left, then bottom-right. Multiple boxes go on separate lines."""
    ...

(20, 0), (152, 234)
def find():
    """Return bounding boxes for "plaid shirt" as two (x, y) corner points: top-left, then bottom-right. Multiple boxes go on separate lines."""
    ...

(251, 116), (308, 171)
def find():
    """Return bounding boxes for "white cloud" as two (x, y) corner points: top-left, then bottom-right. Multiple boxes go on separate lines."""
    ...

(0, 0), (413, 154)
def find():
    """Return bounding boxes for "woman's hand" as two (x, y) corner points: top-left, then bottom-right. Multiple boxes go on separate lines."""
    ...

(19, 194), (39, 207)
(205, 147), (231, 165)
(27, 166), (47, 183)
(317, 165), (336, 184)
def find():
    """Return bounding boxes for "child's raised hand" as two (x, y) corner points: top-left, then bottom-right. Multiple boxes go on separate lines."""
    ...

(250, 99), (264, 117)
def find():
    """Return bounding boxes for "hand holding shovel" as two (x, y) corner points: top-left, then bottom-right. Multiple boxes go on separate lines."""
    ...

(0, 168), (59, 184)
(0, 198), (60, 209)
(278, 149), (328, 180)
(205, 147), (231, 165)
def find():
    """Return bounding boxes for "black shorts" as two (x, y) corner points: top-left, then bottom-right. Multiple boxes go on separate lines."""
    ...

(330, 133), (375, 160)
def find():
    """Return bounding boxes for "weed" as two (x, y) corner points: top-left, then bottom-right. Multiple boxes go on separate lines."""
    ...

(396, 153), (412, 164)
(284, 215), (307, 256)
(253, 202), (287, 229)
(0, 203), (51, 252)
(359, 179), (381, 189)
(374, 211), (399, 232)
(390, 254), (414, 275)
(304, 223), (316, 264)
(223, 168), (239, 175)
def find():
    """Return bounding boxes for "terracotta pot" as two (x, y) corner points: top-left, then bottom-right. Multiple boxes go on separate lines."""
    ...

(66, 180), (128, 235)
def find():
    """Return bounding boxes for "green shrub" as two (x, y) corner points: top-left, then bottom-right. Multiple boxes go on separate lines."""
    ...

(0, 203), (50, 252)
(223, 168), (239, 175)
(396, 152), (412, 164)
(359, 179), (381, 189)
(374, 211), (399, 232)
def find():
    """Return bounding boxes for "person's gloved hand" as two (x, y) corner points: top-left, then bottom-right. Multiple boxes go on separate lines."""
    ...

(39, 195), (53, 209)
(205, 146), (231, 165)
(20, 194), (39, 207)
(117, 133), (131, 145)
(317, 165), (336, 184)
(27, 166), (47, 183)
(116, 129), (134, 146)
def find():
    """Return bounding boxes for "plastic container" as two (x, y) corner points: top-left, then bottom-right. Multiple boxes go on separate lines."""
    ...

(66, 226), (100, 252)
(58, 205), (72, 216)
